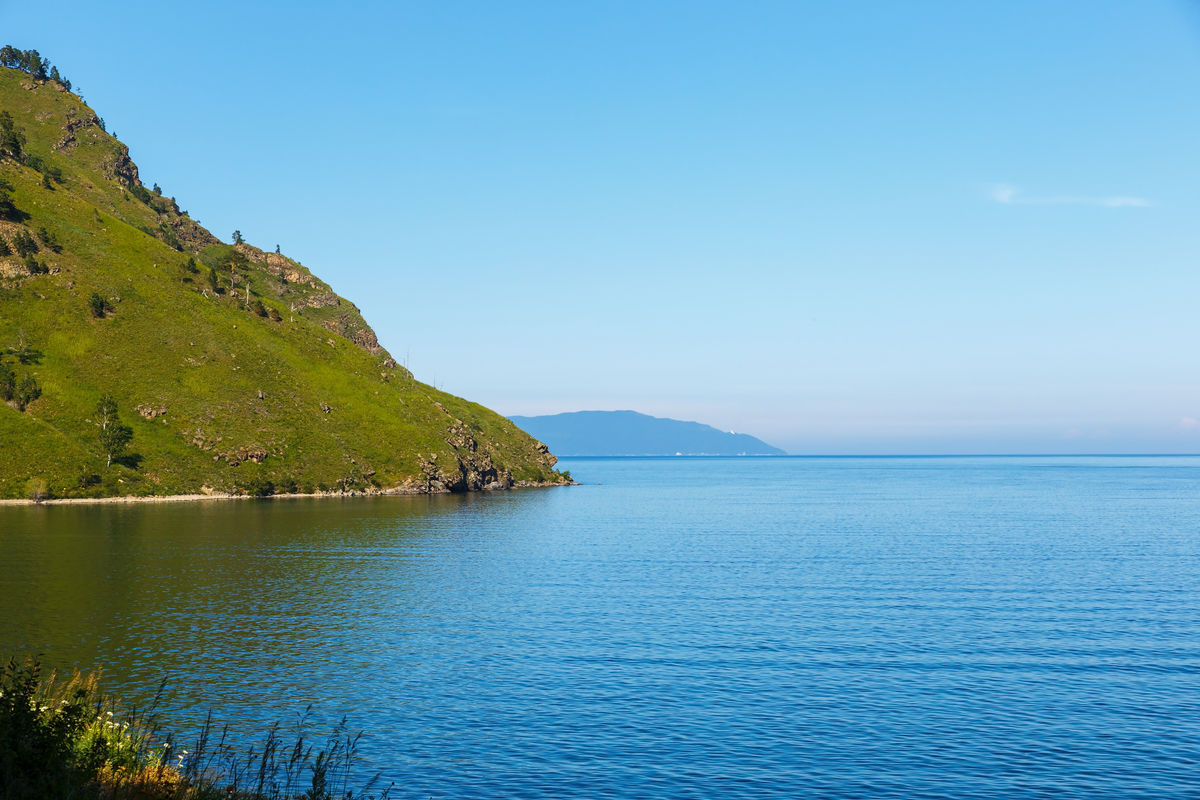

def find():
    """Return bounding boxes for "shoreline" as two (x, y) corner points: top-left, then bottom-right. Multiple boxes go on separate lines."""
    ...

(0, 480), (571, 507)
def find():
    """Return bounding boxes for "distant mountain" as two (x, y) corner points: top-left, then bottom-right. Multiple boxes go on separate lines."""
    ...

(510, 411), (786, 456)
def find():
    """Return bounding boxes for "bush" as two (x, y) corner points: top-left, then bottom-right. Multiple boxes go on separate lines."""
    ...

(129, 184), (152, 205)
(14, 375), (39, 411)
(24, 478), (48, 502)
(243, 477), (275, 498)
(0, 363), (14, 401)
(36, 227), (62, 253)
(12, 230), (36, 257)
(88, 293), (107, 318)
(0, 656), (394, 800)
(23, 253), (47, 275)
(0, 657), (95, 798)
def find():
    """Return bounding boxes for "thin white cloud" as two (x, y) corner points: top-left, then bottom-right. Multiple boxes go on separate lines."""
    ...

(991, 183), (1150, 208)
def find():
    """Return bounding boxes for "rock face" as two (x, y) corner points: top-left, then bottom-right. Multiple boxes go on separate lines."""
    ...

(103, 141), (139, 187)
(54, 111), (102, 151)
(233, 243), (387, 357)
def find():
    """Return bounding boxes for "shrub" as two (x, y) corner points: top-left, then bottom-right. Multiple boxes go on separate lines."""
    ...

(0, 238), (10, 256)
(36, 227), (61, 253)
(24, 478), (48, 502)
(0, 362), (14, 401)
(88, 292), (107, 318)
(14, 375), (40, 410)
(242, 477), (275, 498)
(129, 184), (152, 204)
(23, 253), (46, 275)
(1, 657), (394, 800)
(12, 230), (37, 257)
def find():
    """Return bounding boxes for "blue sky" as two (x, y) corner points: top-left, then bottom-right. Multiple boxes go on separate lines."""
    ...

(5, 1), (1200, 453)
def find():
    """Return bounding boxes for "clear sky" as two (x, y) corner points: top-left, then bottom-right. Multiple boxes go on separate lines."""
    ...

(5, 1), (1199, 453)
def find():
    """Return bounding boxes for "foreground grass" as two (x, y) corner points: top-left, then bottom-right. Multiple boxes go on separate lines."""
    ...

(0, 657), (392, 800)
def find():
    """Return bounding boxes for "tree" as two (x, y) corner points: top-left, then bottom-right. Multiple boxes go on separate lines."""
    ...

(36, 227), (61, 253)
(14, 375), (40, 411)
(0, 177), (21, 222)
(228, 248), (249, 292)
(232, 229), (244, 245)
(12, 329), (40, 364)
(179, 256), (199, 284)
(95, 394), (133, 468)
(12, 230), (37, 256)
(88, 292), (107, 318)
(275, 244), (281, 254)
(0, 110), (25, 161)
(0, 362), (14, 401)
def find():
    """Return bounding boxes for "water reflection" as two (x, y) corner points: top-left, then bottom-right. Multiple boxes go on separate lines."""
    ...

(3, 459), (1200, 799)
(3, 492), (557, 736)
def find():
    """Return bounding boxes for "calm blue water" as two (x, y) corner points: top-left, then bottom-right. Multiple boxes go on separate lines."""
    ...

(4, 456), (1200, 798)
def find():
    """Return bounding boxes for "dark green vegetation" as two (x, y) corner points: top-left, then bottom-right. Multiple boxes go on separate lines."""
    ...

(509, 410), (788, 456)
(0, 656), (391, 799)
(0, 55), (564, 498)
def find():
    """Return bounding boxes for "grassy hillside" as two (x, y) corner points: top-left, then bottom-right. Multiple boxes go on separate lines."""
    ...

(0, 61), (564, 499)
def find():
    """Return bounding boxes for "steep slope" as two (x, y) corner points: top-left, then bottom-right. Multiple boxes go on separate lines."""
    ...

(509, 410), (787, 456)
(0, 59), (564, 499)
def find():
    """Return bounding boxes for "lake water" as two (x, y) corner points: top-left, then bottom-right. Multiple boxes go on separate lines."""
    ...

(3, 456), (1200, 798)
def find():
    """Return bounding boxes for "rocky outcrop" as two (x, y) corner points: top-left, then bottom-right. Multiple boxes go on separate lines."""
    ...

(103, 141), (139, 188)
(416, 421), (515, 493)
(304, 292), (339, 311)
(135, 404), (167, 419)
(54, 112), (101, 151)
(163, 214), (218, 250)
(321, 313), (382, 354)
(219, 446), (269, 466)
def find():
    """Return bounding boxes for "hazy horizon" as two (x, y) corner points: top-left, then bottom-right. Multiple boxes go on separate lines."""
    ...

(7, 0), (1199, 454)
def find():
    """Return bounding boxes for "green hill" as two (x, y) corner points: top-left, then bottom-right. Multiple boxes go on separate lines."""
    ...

(0, 52), (565, 500)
